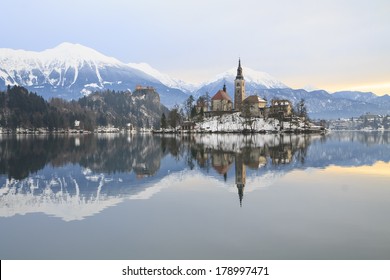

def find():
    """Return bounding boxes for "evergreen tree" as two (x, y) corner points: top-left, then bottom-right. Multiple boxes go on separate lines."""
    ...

(204, 92), (210, 111)
(384, 115), (390, 129)
(296, 98), (308, 119)
(190, 106), (197, 119)
(199, 107), (204, 120)
(161, 113), (167, 129)
(184, 95), (195, 120)
(168, 106), (182, 128)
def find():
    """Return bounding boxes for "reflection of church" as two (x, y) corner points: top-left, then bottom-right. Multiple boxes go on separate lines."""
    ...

(235, 153), (246, 207)
(210, 151), (247, 207)
(211, 152), (233, 181)
(200, 135), (300, 207)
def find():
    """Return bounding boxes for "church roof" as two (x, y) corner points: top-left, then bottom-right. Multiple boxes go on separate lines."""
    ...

(212, 90), (232, 102)
(213, 164), (232, 175)
(243, 95), (266, 104)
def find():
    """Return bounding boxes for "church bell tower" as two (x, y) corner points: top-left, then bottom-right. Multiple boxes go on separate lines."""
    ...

(234, 58), (246, 111)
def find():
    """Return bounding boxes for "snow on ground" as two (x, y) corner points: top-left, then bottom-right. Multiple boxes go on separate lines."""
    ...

(195, 112), (309, 133)
(191, 133), (319, 153)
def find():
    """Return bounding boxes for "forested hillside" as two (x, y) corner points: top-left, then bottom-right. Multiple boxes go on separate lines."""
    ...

(0, 86), (168, 131)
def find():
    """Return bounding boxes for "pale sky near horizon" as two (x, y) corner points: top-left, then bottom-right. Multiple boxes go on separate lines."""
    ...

(2, 0), (390, 95)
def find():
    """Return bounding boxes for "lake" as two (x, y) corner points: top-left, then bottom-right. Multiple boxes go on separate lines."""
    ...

(0, 132), (389, 259)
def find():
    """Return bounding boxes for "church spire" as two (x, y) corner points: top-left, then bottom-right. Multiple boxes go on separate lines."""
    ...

(237, 183), (244, 207)
(236, 58), (243, 80)
(235, 153), (246, 207)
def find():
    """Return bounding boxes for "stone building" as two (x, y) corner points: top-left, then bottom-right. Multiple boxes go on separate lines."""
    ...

(269, 99), (292, 118)
(195, 98), (208, 114)
(242, 95), (267, 117)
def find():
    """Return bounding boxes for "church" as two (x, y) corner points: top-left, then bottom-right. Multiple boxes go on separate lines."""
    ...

(210, 59), (267, 117)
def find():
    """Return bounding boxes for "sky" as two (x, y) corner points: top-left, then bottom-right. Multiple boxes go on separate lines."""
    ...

(2, 0), (390, 95)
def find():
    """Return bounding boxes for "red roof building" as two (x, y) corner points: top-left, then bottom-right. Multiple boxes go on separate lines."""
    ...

(211, 84), (233, 112)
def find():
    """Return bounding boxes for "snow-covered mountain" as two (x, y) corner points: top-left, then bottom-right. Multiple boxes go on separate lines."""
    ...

(128, 62), (198, 93)
(0, 43), (188, 107)
(213, 66), (288, 88)
(331, 91), (378, 102)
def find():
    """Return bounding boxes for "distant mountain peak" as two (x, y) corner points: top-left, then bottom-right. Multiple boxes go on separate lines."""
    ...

(302, 85), (319, 92)
(128, 62), (198, 93)
(209, 66), (288, 89)
(40, 42), (122, 65)
(55, 42), (86, 49)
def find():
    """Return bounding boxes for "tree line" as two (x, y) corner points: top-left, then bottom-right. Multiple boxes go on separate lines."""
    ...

(0, 86), (95, 130)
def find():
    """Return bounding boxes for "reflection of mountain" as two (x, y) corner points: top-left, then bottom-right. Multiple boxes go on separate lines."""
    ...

(0, 175), (125, 221)
(1, 132), (389, 219)
(0, 167), (189, 221)
(0, 134), (187, 221)
(303, 132), (390, 168)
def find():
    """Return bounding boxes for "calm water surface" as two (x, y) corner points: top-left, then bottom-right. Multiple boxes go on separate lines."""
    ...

(0, 132), (389, 259)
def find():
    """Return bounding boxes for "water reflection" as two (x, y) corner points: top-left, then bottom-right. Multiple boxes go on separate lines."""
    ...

(187, 134), (314, 206)
(0, 132), (389, 221)
(0, 134), (168, 179)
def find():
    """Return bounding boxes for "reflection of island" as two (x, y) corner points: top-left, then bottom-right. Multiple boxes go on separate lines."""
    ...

(0, 134), (184, 180)
(2, 132), (389, 182)
(190, 134), (314, 206)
